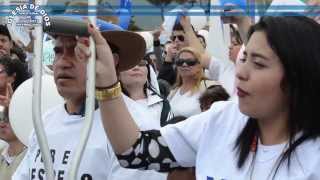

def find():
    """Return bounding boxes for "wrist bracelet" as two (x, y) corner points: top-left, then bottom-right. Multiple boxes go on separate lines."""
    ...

(95, 82), (122, 101)
(96, 80), (119, 89)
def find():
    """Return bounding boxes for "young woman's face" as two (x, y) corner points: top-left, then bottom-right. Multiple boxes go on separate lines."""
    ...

(229, 37), (242, 63)
(119, 60), (148, 87)
(235, 31), (288, 121)
(176, 51), (202, 78)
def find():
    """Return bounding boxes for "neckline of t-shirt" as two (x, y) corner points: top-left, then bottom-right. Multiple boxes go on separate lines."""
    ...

(62, 106), (84, 124)
(255, 141), (287, 163)
(135, 98), (148, 104)
(177, 88), (192, 96)
(258, 140), (287, 151)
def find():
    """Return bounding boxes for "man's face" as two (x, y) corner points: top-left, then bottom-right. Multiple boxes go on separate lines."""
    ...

(171, 30), (188, 51)
(53, 36), (86, 101)
(0, 34), (12, 57)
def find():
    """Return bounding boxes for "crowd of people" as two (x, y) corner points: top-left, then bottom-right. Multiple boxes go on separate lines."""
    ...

(0, 0), (320, 179)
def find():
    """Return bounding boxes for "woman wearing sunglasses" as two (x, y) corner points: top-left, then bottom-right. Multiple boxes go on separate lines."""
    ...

(91, 15), (320, 180)
(168, 47), (212, 118)
(110, 59), (173, 180)
(119, 59), (173, 126)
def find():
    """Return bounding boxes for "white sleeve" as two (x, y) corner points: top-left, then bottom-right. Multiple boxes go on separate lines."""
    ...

(12, 147), (31, 180)
(12, 130), (38, 180)
(160, 101), (231, 167)
(208, 56), (222, 81)
(208, 56), (236, 96)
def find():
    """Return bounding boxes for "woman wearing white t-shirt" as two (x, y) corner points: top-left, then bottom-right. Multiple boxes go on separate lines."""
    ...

(109, 59), (171, 180)
(169, 47), (211, 117)
(120, 59), (173, 129)
(91, 16), (320, 179)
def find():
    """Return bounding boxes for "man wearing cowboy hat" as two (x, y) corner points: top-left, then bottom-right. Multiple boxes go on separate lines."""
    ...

(12, 17), (166, 180)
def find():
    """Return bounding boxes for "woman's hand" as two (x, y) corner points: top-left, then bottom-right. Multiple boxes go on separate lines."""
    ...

(75, 24), (118, 87)
(221, 3), (251, 24)
(221, 3), (252, 44)
(179, 15), (193, 30)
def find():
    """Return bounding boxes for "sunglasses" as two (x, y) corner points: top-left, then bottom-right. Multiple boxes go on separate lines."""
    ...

(175, 58), (199, 67)
(170, 35), (185, 42)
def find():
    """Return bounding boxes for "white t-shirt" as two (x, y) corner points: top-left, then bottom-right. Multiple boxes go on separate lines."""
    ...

(168, 88), (202, 118)
(109, 94), (168, 180)
(13, 104), (114, 180)
(123, 93), (163, 129)
(160, 101), (320, 180)
(123, 90), (172, 129)
(208, 56), (236, 96)
(13, 102), (167, 180)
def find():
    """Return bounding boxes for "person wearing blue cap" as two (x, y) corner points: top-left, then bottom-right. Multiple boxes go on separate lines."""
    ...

(11, 17), (162, 180)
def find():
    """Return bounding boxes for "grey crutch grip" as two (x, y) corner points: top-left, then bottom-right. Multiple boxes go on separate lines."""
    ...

(43, 17), (90, 37)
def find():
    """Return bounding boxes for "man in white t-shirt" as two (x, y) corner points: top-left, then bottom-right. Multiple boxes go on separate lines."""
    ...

(12, 18), (166, 180)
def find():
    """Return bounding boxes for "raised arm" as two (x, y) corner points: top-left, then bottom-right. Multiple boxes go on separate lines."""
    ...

(221, 3), (252, 45)
(180, 16), (205, 54)
(179, 16), (212, 68)
(88, 24), (179, 172)
(89, 25), (139, 154)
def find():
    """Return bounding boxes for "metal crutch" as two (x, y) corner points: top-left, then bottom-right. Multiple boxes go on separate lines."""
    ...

(32, 0), (97, 179)
(68, 0), (97, 179)
(32, 0), (55, 179)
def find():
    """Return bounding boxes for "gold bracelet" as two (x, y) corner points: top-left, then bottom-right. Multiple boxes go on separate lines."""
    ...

(95, 82), (122, 101)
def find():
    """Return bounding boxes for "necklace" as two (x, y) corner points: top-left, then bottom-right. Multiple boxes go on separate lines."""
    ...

(249, 138), (289, 180)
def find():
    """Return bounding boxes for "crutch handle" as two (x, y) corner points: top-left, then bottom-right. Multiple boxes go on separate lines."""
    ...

(43, 17), (90, 37)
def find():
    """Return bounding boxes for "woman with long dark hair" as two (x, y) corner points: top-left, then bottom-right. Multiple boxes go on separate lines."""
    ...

(90, 16), (320, 179)
(120, 58), (173, 128)
(109, 58), (172, 180)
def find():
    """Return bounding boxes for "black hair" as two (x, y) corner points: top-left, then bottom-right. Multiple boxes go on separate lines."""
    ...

(234, 16), (320, 178)
(0, 56), (13, 75)
(173, 23), (185, 32)
(199, 85), (230, 111)
(0, 55), (30, 91)
(144, 52), (157, 71)
(0, 25), (11, 40)
(196, 34), (207, 48)
(157, 79), (171, 99)
(172, 22), (196, 34)
(10, 43), (27, 62)
(121, 59), (163, 100)
(230, 24), (243, 45)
